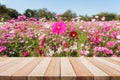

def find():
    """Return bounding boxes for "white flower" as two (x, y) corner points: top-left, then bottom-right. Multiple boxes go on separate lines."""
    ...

(61, 36), (65, 39)
(81, 44), (84, 47)
(91, 19), (96, 22)
(116, 40), (120, 43)
(38, 34), (46, 40)
(25, 41), (28, 44)
(79, 26), (83, 29)
(38, 33), (40, 36)
(49, 51), (54, 56)
(83, 29), (86, 32)
(10, 30), (14, 33)
(56, 47), (62, 53)
(117, 35), (120, 39)
(44, 22), (50, 28)
(116, 26), (120, 29)
(101, 17), (105, 21)
(70, 45), (77, 50)
(48, 49), (54, 56)
(64, 48), (69, 52)
(95, 16), (99, 18)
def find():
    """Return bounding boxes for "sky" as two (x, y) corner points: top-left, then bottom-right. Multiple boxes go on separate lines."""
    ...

(0, 0), (120, 16)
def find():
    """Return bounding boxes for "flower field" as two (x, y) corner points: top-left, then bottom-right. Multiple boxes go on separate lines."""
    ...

(0, 16), (120, 57)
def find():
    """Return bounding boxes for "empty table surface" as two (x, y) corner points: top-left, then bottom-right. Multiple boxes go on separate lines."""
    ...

(0, 57), (120, 80)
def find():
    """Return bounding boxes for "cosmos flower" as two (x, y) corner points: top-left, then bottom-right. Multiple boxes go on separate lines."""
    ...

(55, 14), (61, 17)
(23, 51), (29, 57)
(52, 22), (66, 35)
(39, 50), (44, 55)
(69, 31), (77, 38)
(40, 36), (46, 47)
(0, 46), (7, 53)
(107, 41), (115, 47)
(18, 15), (26, 21)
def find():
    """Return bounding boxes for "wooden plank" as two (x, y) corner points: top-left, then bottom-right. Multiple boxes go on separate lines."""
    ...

(44, 57), (60, 80)
(0, 57), (120, 80)
(78, 57), (109, 80)
(69, 57), (93, 80)
(0, 58), (21, 73)
(88, 58), (120, 80)
(11, 58), (43, 80)
(0, 58), (17, 67)
(0, 58), (26, 80)
(28, 57), (51, 80)
(0, 58), (34, 80)
(102, 58), (120, 66)
(95, 57), (120, 72)
(0, 58), (9, 62)
(111, 57), (120, 62)
(61, 57), (76, 80)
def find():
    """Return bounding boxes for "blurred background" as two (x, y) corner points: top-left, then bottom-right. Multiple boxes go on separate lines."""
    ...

(0, 0), (120, 21)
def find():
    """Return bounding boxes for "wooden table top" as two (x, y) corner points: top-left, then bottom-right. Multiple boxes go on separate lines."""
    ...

(0, 57), (120, 80)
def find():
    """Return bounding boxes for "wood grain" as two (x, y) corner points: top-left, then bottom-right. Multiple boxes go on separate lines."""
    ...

(0, 58), (34, 80)
(95, 57), (120, 72)
(69, 57), (93, 80)
(28, 57), (51, 80)
(0, 57), (120, 80)
(61, 57), (76, 80)
(78, 57), (109, 80)
(88, 58), (120, 80)
(12, 58), (43, 80)
(44, 57), (60, 80)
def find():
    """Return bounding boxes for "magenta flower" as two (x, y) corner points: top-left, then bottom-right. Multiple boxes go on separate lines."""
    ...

(40, 36), (46, 47)
(107, 41), (115, 47)
(23, 51), (29, 57)
(94, 46), (113, 56)
(52, 22), (66, 35)
(104, 48), (113, 55)
(105, 26), (110, 31)
(0, 46), (7, 53)
(18, 15), (26, 21)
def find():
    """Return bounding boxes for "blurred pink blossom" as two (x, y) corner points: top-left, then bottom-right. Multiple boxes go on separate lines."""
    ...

(52, 22), (66, 35)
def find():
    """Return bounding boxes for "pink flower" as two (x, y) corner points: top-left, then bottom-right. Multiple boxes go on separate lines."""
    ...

(104, 48), (113, 55)
(52, 22), (66, 35)
(18, 15), (26, 21)
(62, 41), (68, 48)
(40, 36), (46, 47)
(94, 46), (113, 56)
(95, 16), (99, 18)
(0, 46), (7, 53)
(55, 14), (61, 17)
(23, 51), (29, 57)
(105, 26), (110, 31)
(9, 20), (15, 23)
(101, 17), (105, 21)
(91, 36), (101, 45)
(107, 41), (115, 47)
(117, 46), (120, 52)
(80, 50), (89, 56)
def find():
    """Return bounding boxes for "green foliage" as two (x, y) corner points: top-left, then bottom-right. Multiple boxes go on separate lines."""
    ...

(24, 9), (37, 18)
(62, 10), (77, 20)
(94, 12), (116, 21)
(37, 8), (55, 20)
(0, 3), (20, 21)
(8, 8), (19, 19)
(79, 15), (91, 21)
